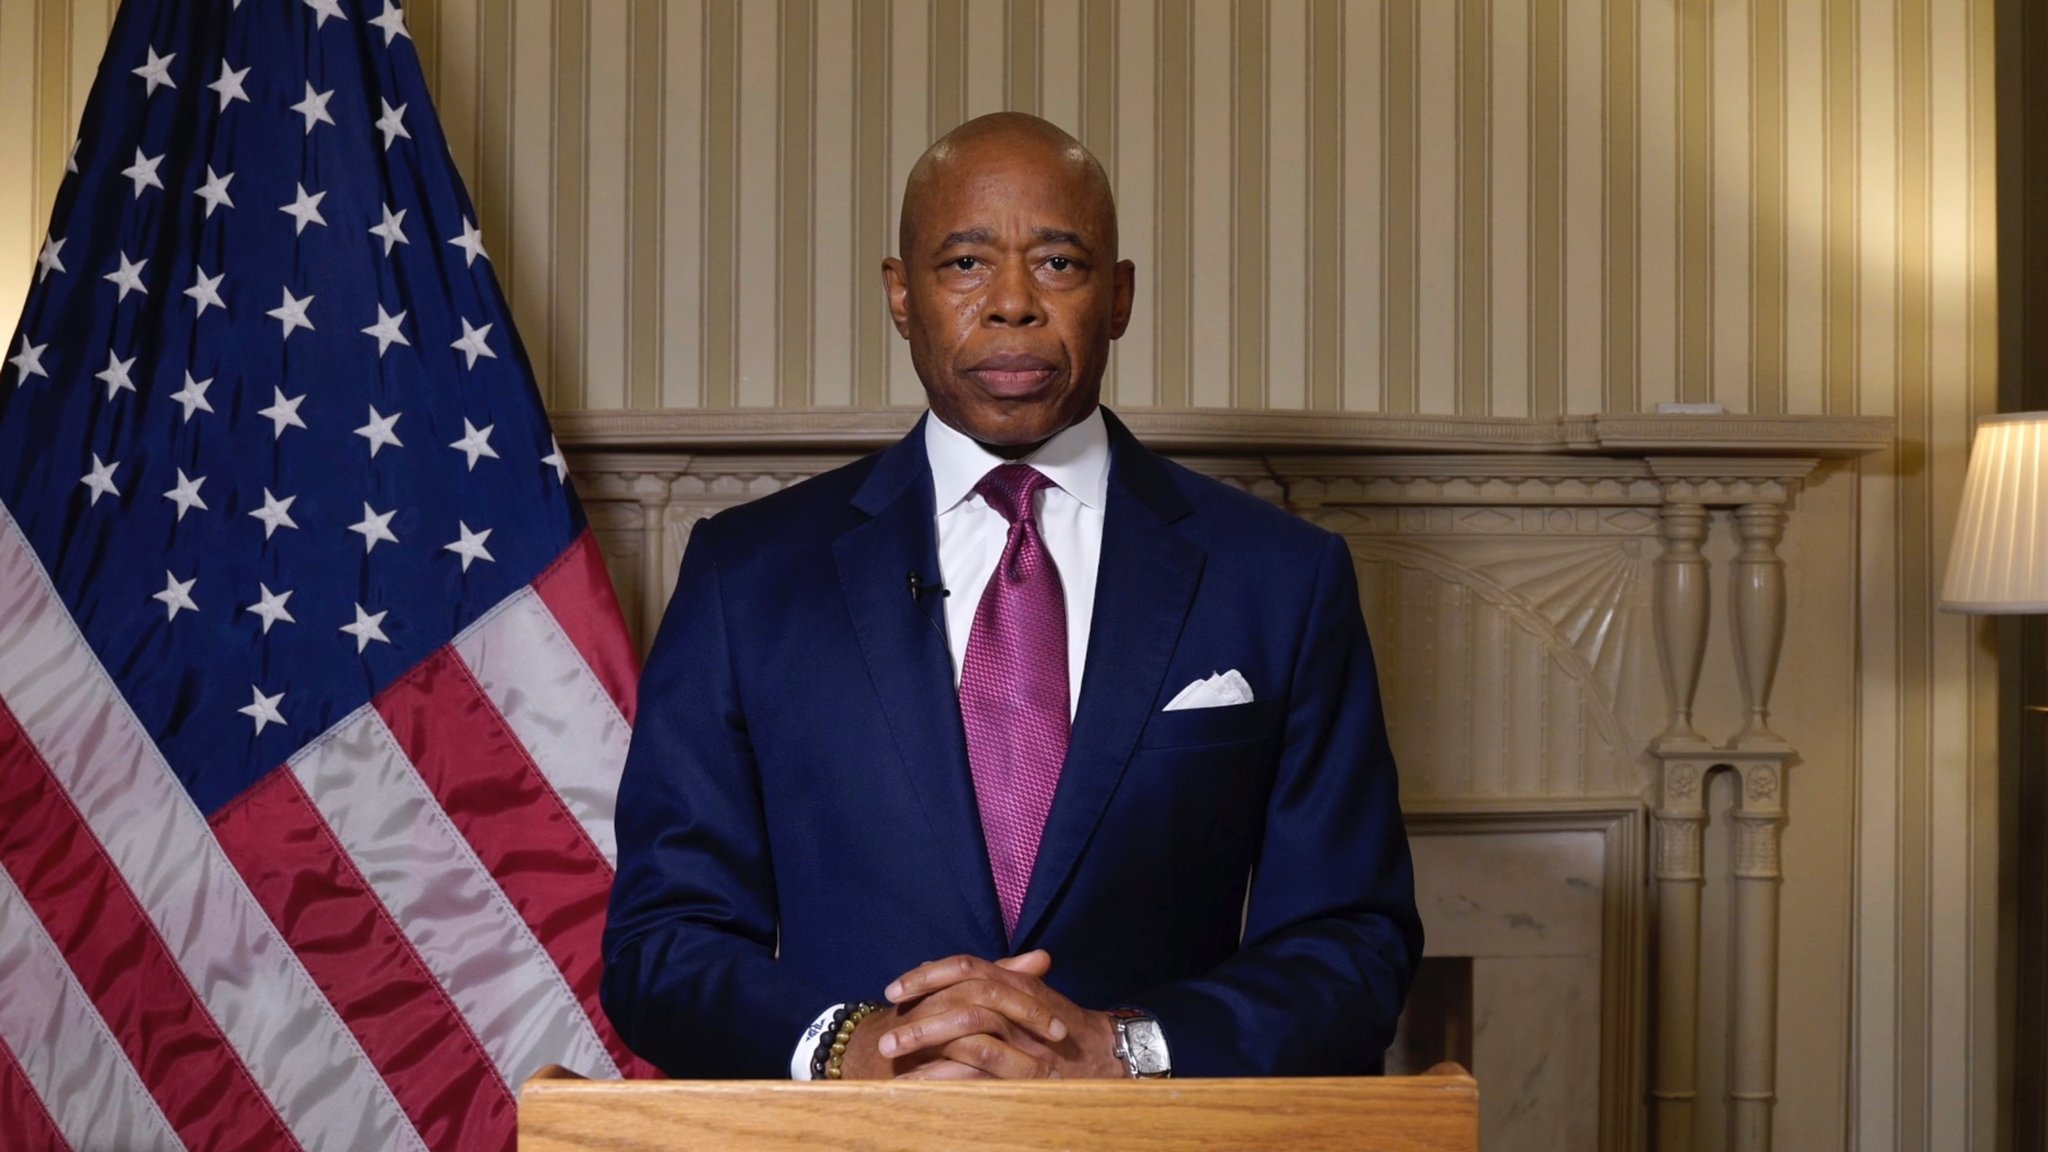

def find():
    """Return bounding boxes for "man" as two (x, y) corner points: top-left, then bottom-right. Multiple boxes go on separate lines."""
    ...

(601, 112), (1422, 1081)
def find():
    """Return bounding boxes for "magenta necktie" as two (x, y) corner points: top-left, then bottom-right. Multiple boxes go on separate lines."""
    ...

(959, 463), (1069, 940)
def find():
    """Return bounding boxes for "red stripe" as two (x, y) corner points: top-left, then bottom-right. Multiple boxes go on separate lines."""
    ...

(532, 529), (641, 725)
(0, 700), (301, 1152)
(210, 766), (519, 1151)
(0, 1039), (70, 1152)
(374, 649), (659, 1078)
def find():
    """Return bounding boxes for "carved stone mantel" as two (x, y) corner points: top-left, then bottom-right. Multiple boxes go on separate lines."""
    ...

(558, 407), (1889, 1152)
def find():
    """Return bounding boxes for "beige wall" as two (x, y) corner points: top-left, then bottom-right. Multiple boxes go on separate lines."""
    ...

(0, 1), (1999, 1149)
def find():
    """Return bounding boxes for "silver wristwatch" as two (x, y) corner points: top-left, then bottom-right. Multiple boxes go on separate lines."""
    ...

(1108, 1008), (1171, 1078)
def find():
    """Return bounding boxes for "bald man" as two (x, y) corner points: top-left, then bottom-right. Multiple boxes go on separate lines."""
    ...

(602, 113), (1422, 1082)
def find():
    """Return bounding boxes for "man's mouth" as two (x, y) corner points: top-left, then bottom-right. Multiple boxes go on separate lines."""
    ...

(966, 353), (1059, 396)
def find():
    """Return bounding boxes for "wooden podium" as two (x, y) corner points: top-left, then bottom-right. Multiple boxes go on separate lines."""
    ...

(518, 1063), (1477, 1151)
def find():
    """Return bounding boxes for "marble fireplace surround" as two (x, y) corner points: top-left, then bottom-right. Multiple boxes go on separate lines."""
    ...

(557, 407), (1890, 1152)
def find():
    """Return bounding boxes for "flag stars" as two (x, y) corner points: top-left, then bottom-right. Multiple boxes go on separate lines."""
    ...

(95, 351), (136, 399)
(268, 288), (316, 340)
(444, 522), (495, 572)
(259, 387), (308, 438)
(35, 235), (64, 283)
(244, 585), (296, 634)
(121, 148), (165, 198)
(238, 686), (287, 735)
(185, 267), (227, 316)
(80, 454), (120, 505)
(375, 99), (410, 150)
(355, 406), (403, 456)
(168, 372), (215, 422)
(350, 503), (399, 552)
(209, 63), (250, 111)
(370, 204), (409, 255)
(451, 318), (496, 369)
(369, 1), (412, 45)
(291, 82), (336, 134)
(8, 336), (48, 383)
(153, 571), (199, 621)
(542, 437), (569, 482)
(65, 139), (78, 175)
(280, 183), (328, 235)
(449, 218), (488, 267)
(163, 469), (208, 520)
(133, 47), (177, 97)
(104, 252), (148, 301)
(195, 167), (235, 217)
(362, 306), (411, 356)
(249, 489), (299, 538)
(341, 603), (391, 653)
(303, 0), (347, 29)
(449, 419), (499, 470)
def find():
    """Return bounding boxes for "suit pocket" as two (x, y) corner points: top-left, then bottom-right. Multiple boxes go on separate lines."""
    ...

(1137, 698), (1285, 749)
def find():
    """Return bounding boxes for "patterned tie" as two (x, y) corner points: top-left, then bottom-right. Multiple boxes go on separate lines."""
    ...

(959, 463), (1069, 940)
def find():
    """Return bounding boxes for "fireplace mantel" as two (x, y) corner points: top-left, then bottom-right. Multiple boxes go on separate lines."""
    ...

(561, 408), (1890, 1152)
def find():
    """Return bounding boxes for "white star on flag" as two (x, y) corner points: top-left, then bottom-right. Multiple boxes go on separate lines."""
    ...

(104, 252), (149, 301)
(449, 218), (488, 267)
(542, 437), (569, 482)
(185, 267), (227, 316)
(355, 406), (404, 456)
(169, 372), (215, 422)
(95, 351), (136, 399)
(291, 82), (336, 133)
(195, 166), (235, 216)
(369, 1), (412, 44)
(444, 522), (495, 571)
(362, 306), (411, 356)
(35, 235), (64, 282)
(8, 337), (48, 383)
(162, 469), (208, 520)
(268, 288), (316, 340)
(375, 99), (410, 150)
(341, 603), (392, 653)
(370, 204), (409, 255)
(303, 0), (347, 29)
(249, 489), (299, 539)
(133, 47), (177, 97)
(79, 454), (120, 505)
(350, 503), (400, 552)
(449, 420), (500, 470)
(244, 585), (297, 634)
(121, 148), (164, 197)
(65, 139), (77, 174)
(280, 183), (328, 235)
(209, 63), (250, 110)
(451, 318), (496, 369)
(153, 571), (199, 620)
(259, 388), (308, 437)
(238, 686), (287, 734)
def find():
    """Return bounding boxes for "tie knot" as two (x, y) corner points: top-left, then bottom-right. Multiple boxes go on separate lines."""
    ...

(974, 463), (1054, 527)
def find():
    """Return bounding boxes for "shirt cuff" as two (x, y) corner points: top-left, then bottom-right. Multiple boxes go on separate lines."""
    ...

(790, 1002), (848, 1080)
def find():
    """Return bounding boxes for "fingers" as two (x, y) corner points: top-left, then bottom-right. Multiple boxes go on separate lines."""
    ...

(922, 1034), (1055, 1080)
(896, 1059), (993, 1081)
(995, 949), (1052, 978)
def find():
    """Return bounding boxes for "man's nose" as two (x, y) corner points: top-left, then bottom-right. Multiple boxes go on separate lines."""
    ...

(983, 261), (1043, 327)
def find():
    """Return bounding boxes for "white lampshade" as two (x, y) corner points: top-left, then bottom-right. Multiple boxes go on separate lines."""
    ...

(1941, 412), (2048, 614)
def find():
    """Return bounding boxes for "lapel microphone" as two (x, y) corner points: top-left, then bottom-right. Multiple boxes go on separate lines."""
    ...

(906, 571), (949, 603)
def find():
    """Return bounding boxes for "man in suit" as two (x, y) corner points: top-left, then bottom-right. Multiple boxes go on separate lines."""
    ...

(602, 112), (1422, 1081)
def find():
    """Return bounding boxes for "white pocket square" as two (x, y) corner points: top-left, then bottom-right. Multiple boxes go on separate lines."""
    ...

(1163, 669), (1254, 711)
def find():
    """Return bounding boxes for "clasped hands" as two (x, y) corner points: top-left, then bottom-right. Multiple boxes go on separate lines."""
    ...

(836, 950), (1125, 1080)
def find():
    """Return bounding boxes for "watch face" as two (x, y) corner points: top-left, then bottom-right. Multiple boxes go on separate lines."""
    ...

(1123, 1018), (1169, 1075)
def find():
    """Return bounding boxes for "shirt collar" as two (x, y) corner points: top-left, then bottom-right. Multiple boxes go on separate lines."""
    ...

(925, 405), (1111, 516)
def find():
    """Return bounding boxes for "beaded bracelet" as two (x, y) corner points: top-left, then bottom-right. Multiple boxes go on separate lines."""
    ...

(823, 1001), (887, 1081)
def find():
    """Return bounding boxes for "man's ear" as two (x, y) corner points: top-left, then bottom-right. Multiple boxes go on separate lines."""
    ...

(1108, 259), (1136, 340)
(882, 257), (913, 338)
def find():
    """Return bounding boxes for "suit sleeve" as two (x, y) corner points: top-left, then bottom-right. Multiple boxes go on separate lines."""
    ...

(600, 515), (833, 1077)
(1125, 531), (1424, 1075)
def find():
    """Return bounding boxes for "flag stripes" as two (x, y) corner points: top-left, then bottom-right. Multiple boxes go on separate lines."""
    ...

(0, 1030), (69, 1152)
(532, 533), (642, 726)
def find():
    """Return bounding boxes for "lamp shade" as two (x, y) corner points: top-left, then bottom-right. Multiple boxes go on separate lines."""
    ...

(1941, 412), (2048, 613)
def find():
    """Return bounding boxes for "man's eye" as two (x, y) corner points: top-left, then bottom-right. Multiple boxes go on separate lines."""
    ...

(951, 257), (979, 271)
(1047, 256), (1072, 272)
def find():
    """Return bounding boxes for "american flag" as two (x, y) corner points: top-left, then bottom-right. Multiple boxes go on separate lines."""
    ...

(0, 1), (655, 1149)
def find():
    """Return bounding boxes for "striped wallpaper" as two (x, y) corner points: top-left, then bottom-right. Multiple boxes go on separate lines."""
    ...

(0, 2), (2002, 1150)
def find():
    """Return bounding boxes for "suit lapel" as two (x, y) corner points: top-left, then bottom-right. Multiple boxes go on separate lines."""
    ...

(1012, 413), (1203, 948)
(834, 421), (1007, 951)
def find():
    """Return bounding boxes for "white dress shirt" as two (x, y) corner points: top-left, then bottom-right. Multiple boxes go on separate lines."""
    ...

(925, 405), (1109, 719)
(789, 407), (1111, 1078)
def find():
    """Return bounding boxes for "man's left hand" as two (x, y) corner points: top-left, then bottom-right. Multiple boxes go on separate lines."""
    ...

(876, 950), (1126, 1080)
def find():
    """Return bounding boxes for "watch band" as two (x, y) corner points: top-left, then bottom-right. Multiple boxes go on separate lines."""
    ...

(1107, 1008), (1171, 1079)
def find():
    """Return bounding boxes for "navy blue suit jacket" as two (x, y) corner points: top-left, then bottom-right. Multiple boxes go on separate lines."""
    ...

(601, 410), (1423, 1077)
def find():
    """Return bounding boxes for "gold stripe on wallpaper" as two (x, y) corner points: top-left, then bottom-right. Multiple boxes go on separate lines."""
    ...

(1531, 0), (1564, 418)
(660, 0), (706, 409)
(1307, 0), (1344, 413)
(1751, 0), (1786, 416)
(1188, 4), (1230, 408)
(1340, 0), (1381, 412)
(1152, 0), (1190, 409)
(854, 0), (893, 408)
(33, 0), (70, 252)
(553, 0), (591, 410)
(1007, 0), (1041, 115)
(1380, 0), (1418, 415)
(1677, 0), (1711, 405)
(1231, 0), (1267, 411)
(1825, 0), (1860, 418)
(629, 0), (667, 412)
(1600, 0), (1636, 416)
(929, 0), (964, 140)
(699, 0), (737, 408)
(812, 0), (856, 407)
(1265, 0), (1305, 412)
(779, 0), (815, 408)
(1456, 0), (1488, 417)
(1081, 0), (1115, 181)
(1109, 0), (1155, 409)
